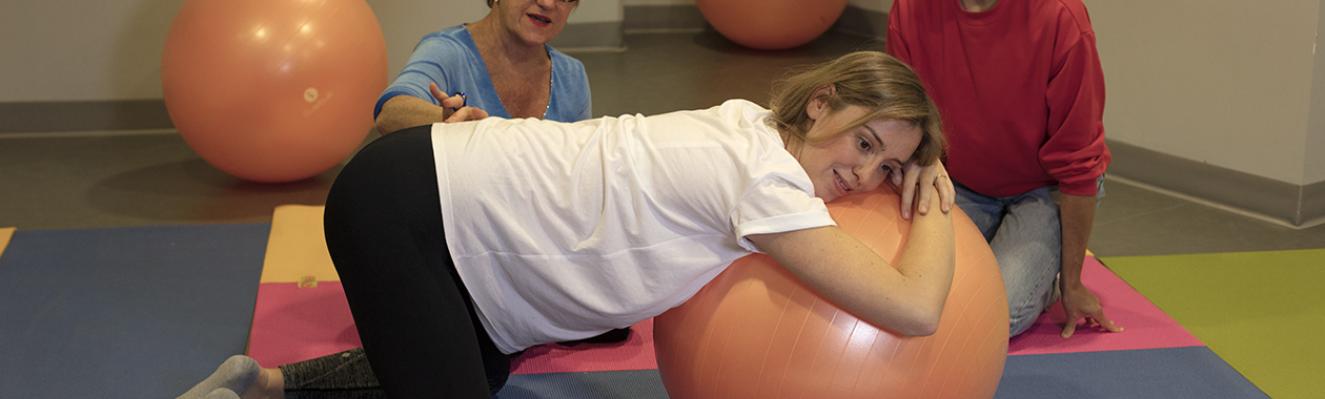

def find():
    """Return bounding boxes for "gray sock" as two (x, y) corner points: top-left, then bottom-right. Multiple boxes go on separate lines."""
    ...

(177, 355), (260, 399)
(203, 388), (240, 399)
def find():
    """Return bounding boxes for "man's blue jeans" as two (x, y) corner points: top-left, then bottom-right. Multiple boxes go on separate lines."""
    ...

(954, 183), (1062, 337)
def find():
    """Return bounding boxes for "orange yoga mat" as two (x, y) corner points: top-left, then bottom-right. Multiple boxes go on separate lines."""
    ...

(260, 205), (338, 285)
(0, 227), (14, 259)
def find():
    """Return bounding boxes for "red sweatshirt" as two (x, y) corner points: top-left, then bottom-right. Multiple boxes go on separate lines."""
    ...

(887, 0), (1110, 197)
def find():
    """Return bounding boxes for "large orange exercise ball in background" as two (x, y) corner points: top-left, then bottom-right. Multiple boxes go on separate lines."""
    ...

(697, 0), (847, 50)
(655, 188), (1009, 399)
(162, 0), (387, 183)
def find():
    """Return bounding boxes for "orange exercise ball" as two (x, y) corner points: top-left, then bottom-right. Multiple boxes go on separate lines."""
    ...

(654, 188), (1009, 399)
(697, 0), (847, 50)
(162, 0), (387, 183)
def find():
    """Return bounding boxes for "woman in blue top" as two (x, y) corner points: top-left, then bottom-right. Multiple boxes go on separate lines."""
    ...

(372, 0), (592, 135)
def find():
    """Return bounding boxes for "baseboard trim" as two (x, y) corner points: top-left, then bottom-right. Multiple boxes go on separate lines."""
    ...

(0, 100), (172, 133)
(623, 4), (886, 40)
(1108, 139), (1321, 227)
(1304, 179), (1325, 225)
(623, 5), (707, 33)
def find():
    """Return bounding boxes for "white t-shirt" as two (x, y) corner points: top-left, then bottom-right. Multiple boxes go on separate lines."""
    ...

(431, 99), (835, 353)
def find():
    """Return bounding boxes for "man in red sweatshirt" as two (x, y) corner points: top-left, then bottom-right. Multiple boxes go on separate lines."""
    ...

(888, 0), (1121, 338)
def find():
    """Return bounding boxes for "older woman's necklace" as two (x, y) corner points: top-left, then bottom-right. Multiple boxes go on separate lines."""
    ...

(544, 61), (554, 118)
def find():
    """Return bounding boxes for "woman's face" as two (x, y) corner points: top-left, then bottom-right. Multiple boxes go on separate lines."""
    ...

(794, 103), (922, 203)
(494, 0), (577, 46)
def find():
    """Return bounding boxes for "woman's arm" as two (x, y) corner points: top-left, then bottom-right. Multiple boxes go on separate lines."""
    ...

(374, 84), (489, 135)
(745, 187), (955, 336)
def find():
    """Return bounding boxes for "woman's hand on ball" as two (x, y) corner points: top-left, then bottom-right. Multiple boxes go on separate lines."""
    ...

(892, 161), (955, 220)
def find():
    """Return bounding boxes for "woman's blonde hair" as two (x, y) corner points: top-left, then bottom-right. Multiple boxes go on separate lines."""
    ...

(768, 51), (945, 165)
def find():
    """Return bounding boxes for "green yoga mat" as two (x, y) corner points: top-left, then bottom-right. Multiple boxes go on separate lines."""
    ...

(1104, 249), (1325, 399)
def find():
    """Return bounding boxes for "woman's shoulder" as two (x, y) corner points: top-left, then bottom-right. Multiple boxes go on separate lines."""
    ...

(646, 100), (768, 124)
(716, 99), (775, 131)
(718, 99), (767, 112)
(414, 25), (477, 57)
(547, 46), (587, 76)
(422, 25), (469, 40)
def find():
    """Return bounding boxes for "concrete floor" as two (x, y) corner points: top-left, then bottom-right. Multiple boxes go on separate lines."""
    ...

(3, 30), (1324, 257)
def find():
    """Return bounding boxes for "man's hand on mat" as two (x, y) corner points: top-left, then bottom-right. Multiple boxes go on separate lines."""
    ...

(1060, 282), (1124, 338)
(429, 83), (489, 123)
(892, 161), (955, 220)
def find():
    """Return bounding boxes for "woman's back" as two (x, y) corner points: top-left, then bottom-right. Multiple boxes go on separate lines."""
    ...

(432, 99), (835, 353)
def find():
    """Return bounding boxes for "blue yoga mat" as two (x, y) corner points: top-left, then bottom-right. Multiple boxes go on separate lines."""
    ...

(997, 347), (1267, 398)
(0, 224), (1268, 399)
(497, 347), (1264, 398)
(0, 224), (268, 399)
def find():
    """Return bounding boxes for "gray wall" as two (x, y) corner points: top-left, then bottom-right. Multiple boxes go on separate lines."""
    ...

(0, 0), (621, 104)
(1084, 0), (1325, 225)
(1086, 0), (1322, 187)
(1, 0), (181, 101)
(1308, 0), (1325, 184)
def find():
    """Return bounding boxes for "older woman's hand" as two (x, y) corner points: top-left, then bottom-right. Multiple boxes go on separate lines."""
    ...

(889, 160), (955, 220)
(430, 82), (490, 122)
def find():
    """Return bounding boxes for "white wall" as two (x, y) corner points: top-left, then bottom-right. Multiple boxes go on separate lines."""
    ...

(0, 0), (180, 101)
(1311, 107), (1325, 183)
(1085, 0), (1319, 185)
(0, 0), (620, 104)
(1308, 1), (1325, 184)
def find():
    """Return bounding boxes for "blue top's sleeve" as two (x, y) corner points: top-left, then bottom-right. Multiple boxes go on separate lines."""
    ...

(374, 31), (469, 118)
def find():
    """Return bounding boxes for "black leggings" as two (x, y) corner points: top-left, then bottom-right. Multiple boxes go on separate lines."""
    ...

(322, 125), (510, 398)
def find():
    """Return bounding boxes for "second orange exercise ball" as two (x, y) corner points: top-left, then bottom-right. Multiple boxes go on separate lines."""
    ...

(654, 188), (1009, 399)
(162, 0), (387, 183)
(697, 0), (847, 50)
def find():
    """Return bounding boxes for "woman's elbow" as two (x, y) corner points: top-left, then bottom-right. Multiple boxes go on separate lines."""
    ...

(897, 315), (939, 337)
(893, 303), (942, 337)
(373, 110), (401, 134)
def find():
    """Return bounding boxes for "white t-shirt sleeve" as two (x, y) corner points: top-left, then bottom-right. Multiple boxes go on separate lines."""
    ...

(731, 148), (835, 253)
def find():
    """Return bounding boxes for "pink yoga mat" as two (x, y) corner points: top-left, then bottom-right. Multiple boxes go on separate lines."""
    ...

(246, 257), (1203, 372)
(510, 319), (658, 375)
(246, 282), (658, 373)
(247, 282), (360, 367)
(1007, 256), (1203, 355)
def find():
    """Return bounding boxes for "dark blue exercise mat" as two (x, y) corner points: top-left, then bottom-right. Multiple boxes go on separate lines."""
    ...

(498, 348), (1266, 399)
(997, 347), (1268, 399)
(0, 224), (269, 399)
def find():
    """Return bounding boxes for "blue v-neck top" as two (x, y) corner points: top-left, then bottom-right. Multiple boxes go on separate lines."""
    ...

(374, 25), (592, 122)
